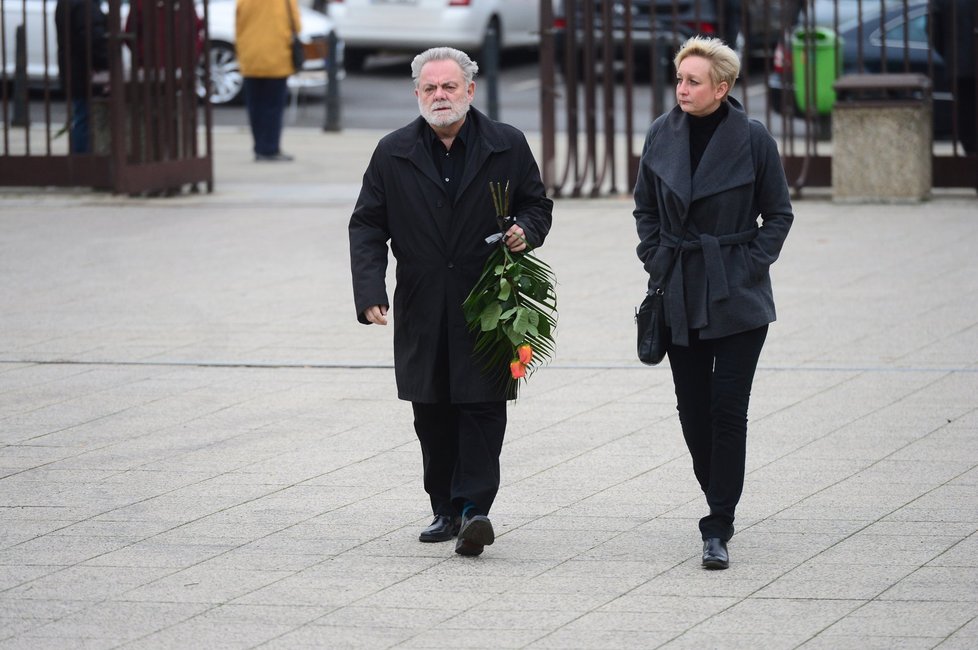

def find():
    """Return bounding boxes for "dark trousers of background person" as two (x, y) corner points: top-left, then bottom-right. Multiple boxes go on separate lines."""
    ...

(412, 401), (506, 519)
(243, 77), (288, 157)
(666, 325), (768, 542)
(954, 79), (976, 154)
(69, 97), (91, 154)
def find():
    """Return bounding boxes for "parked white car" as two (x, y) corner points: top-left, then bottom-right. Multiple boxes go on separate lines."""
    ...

(328, 0), (539, 71)
(0, 0), (341, 105)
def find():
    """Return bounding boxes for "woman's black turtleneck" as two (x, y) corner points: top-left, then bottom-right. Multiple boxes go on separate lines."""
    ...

(688, 100), (729, 174)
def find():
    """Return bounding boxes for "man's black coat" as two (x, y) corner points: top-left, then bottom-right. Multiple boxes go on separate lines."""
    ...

(349, 108), (553, 403)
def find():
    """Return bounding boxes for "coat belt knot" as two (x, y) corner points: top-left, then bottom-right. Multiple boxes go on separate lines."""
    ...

(660, 227), (758, 346)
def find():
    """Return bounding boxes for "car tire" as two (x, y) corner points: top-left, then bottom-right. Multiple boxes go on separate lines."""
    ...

(202, 41), (243, 105)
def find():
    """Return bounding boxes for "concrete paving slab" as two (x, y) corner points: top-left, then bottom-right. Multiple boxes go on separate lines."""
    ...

(1, 125), (977, 647)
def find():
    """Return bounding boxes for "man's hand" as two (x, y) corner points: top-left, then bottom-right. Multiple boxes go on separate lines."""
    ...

(363, 305), (388, 325)
(504, 224), (527, 252)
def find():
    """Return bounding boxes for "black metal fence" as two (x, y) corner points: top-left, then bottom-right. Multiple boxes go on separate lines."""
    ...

(0, 0), (213, 195)
(539, 0), (977, 197)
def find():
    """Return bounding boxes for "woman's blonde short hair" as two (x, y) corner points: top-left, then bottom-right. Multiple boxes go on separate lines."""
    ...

(674, 36), (740, 96)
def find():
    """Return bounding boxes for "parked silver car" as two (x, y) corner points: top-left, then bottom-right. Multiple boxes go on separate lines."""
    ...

(328, 0), (540, 71)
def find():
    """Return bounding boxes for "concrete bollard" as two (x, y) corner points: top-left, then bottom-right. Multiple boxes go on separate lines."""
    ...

(323, 30), (342, 132)
(831, 73), (933, 203)
(13, 25), (29, 127)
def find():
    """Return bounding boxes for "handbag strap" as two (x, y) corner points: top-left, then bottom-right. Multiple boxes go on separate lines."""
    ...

(285, 0), (297, 36)
(651, 217), (692, 295)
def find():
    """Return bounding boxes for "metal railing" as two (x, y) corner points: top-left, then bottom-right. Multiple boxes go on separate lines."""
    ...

(539, 0), (977, 197)
(0, 0), (213, 194)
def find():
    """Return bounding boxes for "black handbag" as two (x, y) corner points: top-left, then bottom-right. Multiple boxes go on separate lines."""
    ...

(292, 36), (306, 72)
(636, 218), (691, 366)
(636, 288), (668, 365)
(291, 37), (305, 72)
(286, 0), (304, 73)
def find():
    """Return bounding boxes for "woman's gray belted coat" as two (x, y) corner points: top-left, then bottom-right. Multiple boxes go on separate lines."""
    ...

(633, 97), (793, 345)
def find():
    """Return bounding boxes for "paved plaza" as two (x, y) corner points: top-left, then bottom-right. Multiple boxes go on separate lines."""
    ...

(1, 126), (976, 648)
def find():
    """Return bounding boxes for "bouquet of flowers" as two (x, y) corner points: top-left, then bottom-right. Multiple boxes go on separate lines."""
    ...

(462, 181), (557, 397)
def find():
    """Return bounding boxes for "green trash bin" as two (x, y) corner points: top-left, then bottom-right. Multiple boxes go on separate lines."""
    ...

(792, 27), (843, 115)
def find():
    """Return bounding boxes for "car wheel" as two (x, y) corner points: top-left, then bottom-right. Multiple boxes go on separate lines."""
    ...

(200, 41), (243, 105)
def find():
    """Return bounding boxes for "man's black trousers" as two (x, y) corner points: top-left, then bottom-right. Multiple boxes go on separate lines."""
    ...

(412, 401), (507, 518)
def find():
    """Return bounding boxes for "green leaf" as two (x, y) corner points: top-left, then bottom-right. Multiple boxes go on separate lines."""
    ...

(512, 307), (532, 335)
(504, 324), (523, 346)
(480, 302), (502, 332)
(498, 278), (511, 302)
(536, 317), (551, 338)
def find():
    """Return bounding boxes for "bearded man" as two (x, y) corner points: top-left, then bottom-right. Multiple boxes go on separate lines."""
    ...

(348, 47), (553, 556)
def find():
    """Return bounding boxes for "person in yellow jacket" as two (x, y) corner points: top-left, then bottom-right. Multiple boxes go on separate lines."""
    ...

(235, 0), (302, 161)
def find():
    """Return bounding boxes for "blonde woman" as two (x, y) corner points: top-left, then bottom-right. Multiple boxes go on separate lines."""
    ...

(633, 36), (793, 569)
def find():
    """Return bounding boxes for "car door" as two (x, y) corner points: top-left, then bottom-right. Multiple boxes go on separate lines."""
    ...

(870, 6), (938, 75)
(497, 0), (539, 48)
(2, 0), (56, 82)
(870, 5), (951, 137)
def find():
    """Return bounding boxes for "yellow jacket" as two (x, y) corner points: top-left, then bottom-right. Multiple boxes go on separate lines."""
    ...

(235, 0), (302, 78)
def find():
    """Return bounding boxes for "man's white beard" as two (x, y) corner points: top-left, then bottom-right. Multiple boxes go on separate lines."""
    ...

(419, 97), (471, 128)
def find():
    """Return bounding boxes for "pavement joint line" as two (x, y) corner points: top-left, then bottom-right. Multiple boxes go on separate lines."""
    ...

(746, 368), (971, 491)
(3, 473), (426, 645)
(661, 458), (978, 644)
(1, 359), (976, 373)
(2, 126), (976, 645)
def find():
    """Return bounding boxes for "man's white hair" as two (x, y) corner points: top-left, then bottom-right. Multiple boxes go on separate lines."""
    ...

(411, 47), (479, 86)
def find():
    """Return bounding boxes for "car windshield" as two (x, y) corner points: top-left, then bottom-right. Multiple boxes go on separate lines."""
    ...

(876, 11), (929, 48)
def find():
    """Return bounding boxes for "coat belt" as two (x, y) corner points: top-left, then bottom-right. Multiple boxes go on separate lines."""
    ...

(659, 227), (758, 346)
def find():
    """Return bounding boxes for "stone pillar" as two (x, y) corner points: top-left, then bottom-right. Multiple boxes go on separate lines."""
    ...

(832, 73), (933, 203)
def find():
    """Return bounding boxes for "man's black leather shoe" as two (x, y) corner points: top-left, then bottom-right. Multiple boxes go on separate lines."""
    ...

(455, 515), (494, 556)
(702, 537), (729, 570)
(419, 515), (461, 543)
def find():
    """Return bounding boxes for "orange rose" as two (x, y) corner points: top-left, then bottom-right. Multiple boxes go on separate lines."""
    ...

(517, 344), (532, 365)
(510, 360), (526, 379)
